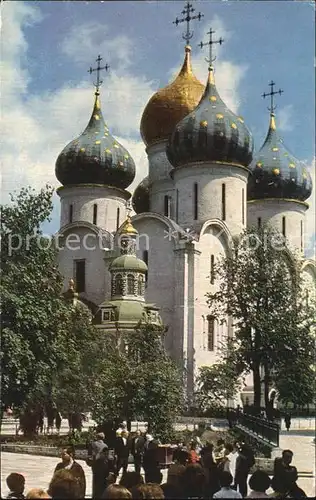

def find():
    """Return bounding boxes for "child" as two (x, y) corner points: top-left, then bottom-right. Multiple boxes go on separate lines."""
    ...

(6, 473), (26, 499)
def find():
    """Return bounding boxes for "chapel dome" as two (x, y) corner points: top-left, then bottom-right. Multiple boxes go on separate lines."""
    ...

(167, 66), (253, 169)
(248, 113), (312, 201)
(55, 90), (135, 189)
(140, 45), (204, 147)
(132, 176), (150, 214)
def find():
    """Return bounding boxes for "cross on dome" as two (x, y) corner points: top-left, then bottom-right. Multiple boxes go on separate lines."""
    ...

(88, 55), (110, 93)
(262, 80), (284, 114)
(199, 27), (224, 70)
(173, 1), (204, 47)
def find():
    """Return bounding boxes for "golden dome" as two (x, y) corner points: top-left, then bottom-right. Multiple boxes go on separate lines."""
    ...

(140, 45), (204, 147)
(119, 216), (138, 235)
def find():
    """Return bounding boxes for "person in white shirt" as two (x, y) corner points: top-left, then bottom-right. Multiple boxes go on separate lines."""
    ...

(213, 471), (242, 499)
(226, 442), (239, 486)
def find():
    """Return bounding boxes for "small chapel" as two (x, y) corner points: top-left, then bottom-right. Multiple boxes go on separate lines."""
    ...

(54, 3), (315, 401)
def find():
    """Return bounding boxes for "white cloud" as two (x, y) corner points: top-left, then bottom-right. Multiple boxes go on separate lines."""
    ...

(1, 6), (154, 216)
(168, 15), (247, 113)
(278, 104), (294, 132)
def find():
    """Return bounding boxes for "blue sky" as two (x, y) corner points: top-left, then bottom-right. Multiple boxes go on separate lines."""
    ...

(1, 0), (315, 251)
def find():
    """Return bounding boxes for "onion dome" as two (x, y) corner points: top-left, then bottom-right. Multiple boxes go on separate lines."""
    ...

(55, 90), (135, 189)
(132, 176), (150, 214)
(167, 66), (253, 168)
(140, 45), (204, 147)
(248, 113), (312, 201)
(110, 216), (147, 272)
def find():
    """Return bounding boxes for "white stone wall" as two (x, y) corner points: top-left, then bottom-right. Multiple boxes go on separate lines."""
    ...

(57, 225), (109, 307)
(247, 199), (307, 254)
(132, 215), (176, 355)
(58, 185), (129, 234)
(146, 141), (175, 217)
(193, 226), (231, 372)
(173, 163), (249, 236)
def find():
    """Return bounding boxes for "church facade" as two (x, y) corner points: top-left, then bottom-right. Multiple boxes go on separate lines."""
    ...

(54, 30), (315, 401)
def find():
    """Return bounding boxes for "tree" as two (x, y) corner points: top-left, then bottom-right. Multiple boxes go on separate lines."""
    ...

(92, 323), (184, 442)
(0, 186), (99, 423)
(196, 360), (241, 411)
(206, 226), (315, 410)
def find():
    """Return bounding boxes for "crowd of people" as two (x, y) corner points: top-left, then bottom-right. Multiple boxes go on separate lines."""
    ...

(5, 428), (307, 499)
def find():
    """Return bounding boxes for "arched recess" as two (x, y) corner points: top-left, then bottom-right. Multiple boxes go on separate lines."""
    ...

(56, 221), (114, 251)
(199, 219), (233, 258)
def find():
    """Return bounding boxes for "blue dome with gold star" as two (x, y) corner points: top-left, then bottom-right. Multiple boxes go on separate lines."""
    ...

(167, 66), (253, 169)
(248, 113), (312, 201)
(55, 90), (135, 189)
(132, 176), (150, 214)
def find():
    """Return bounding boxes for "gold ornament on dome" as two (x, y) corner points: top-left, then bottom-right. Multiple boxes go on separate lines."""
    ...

(105, 148), (111, 153)
(256, 162), (263, 168)
(113, 144), (119, 148)
(80, 147), (85, 152)
(216, 113), (224, 119)
(94, 114), (100, 120)
(272, 147), (279, 151)
(95, 140), (101, 144)
(140, 45), (204, 146)
(200, 120), (208, 127)
(231, 122), (237, 129)
(289, 162), (295, 168)
(124, 154), (129, 159)
(238, 116), (244, 123)
(272, 168), (280, 175)
(302, 170), (307, 178)
(210, 96), (217, 102)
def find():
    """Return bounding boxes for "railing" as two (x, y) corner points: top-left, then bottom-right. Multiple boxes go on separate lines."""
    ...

(228, 408), (280, 447)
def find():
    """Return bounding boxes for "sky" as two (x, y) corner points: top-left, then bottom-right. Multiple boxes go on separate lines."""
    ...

(1, 0), (315, 255)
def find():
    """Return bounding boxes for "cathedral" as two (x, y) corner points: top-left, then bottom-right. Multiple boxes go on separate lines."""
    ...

(54, 10), (315, 401)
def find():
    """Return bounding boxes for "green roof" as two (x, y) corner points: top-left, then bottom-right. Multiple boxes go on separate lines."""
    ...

(104, 300), (146, 322)
(110, 254), (147, 272)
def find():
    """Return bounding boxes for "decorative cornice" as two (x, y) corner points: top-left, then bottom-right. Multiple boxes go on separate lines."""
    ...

(247, 198), (309, 208)
(57, 184), (131, 198)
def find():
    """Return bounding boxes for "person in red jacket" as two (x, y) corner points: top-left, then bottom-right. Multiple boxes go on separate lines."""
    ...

(188, 441), (199, 464)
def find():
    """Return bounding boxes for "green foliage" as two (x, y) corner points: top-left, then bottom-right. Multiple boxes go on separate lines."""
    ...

(91, 323), (184, 442)
(196, 362), (240, 410)
(0, 186), (99, 417)
(206, 226), (316, 408)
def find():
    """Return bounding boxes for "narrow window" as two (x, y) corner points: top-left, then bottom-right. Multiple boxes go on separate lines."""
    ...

(143, 250), (148, 284)
(207, 316), (215, 351)
(282, 216), (286, 237)
(138, 275), (144, 295)
(222, 183), (226, 221)
(242, 189), (245, 225)
(193, 183), (198, 220)
(300, 220), (303, 252)
(210, 255), (215, 284)
(258, 217), (262, 229)
(93, 204), (97, 225)
(75, 260), (85, 293)
(176, 189), (179, 223)
(69, 204), (73, 223)
(116, 207), (120, 230)
(115, 274), (123, 295)
(164, 195), (170, 217)
(127, 274), (135, 294)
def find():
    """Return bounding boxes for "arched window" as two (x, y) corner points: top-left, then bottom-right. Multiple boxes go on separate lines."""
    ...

(93, 204), (97, 225)
(207, 316), (215, 351)
(138, 275), (144, 295)
(221, 183), (226, 221)
(193, 183), (198, 220)
(115, 274), (124, 295)
(127, 274), (135, 294)
(164, 195), (171, 217)
(258, 217), (262, 229)
(69, 204), (73, 223)
(116, 207), (120, 230)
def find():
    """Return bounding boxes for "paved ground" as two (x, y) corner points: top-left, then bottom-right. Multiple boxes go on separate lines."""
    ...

(1, 429), (315, 498)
